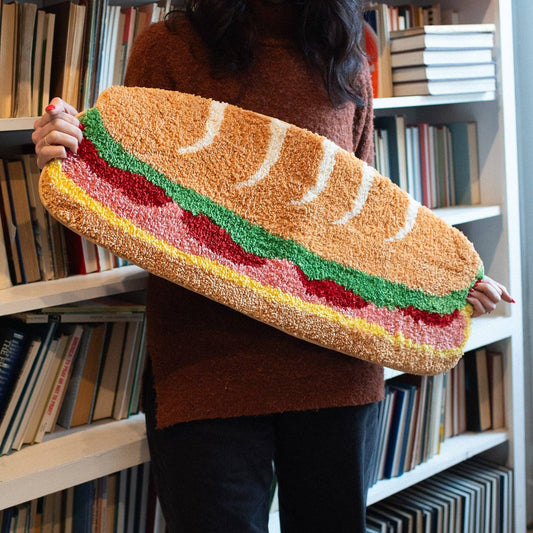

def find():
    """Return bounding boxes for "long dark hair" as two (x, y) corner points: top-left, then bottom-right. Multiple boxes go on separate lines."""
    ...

(166, 0), (367, 108)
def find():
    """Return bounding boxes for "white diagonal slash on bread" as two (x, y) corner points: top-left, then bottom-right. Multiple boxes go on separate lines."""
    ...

(236, 118), (289, 189)
(385, 197), (420, 242)
(177, 100), (227, 154)
(293, 138), (338, 205)
(334, 161), (376, 225)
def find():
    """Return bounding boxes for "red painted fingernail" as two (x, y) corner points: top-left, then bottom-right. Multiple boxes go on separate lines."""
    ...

(45, 104), (56, 112)
(469, 288), (475, 293)
(511, 299), (516, 303)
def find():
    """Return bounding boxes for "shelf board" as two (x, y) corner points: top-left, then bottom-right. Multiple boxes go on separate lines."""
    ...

(464, 314), (514, 352)
(0, 117), (39, 132)
(0, 265), (148, 316)
(374, 91), (496, 110)
(366, 429), (508, 505)
(0, 414), (150, 510)
(433, 204), (501, 226)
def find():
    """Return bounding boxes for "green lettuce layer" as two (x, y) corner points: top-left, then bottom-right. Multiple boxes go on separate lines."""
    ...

(80, 108), (483, 314)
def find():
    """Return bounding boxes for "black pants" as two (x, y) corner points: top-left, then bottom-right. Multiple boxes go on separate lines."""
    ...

(143, 367), (379, 533)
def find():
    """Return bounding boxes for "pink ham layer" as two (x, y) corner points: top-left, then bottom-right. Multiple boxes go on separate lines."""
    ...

(62, 155), (467, 350)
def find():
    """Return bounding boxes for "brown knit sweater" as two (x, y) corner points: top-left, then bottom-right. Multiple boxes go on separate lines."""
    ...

(124, 1), (385, 428)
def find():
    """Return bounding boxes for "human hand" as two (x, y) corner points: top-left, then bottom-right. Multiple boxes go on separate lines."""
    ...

(466, 275), (515, 318)
(32, 97), (83, 169)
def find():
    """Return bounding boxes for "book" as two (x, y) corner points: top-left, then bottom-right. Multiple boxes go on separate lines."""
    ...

(456, 358), (467, 434)
(48, 2), (87, 105)
(0, 159), (23, 284)
(47, 212), (68, 279)
(92, 321), (126, 421)
(31, 10), (47, 117)
(12, 335), (69, 450)
(72, 480), (95, 533)
(405, 125), (422, 203)
(13, 2), (37, 118)
(417, 123), (433, 208)
(0, 318), (59, 455)
(41, 13), (57, 115)
(99, 6), (121, 93)
(35, 325), (84, 441)
(56, 325), (94, 429)
(0, 2), (17, 118)
(426, 373), (445, 459)
(447, 121), (480, 205)
(391, 382), (417, 476)
(433, 124), (454, 207)
(0, 325), (27, 413)
(390, 24), (495, 53)
(126, 465), (139, 532)
(62, 228), (95, 276)
(458, 463), (498, 531)
(4, 160), (41, 283)
(68, 323), (107, 428)
(115, 469), (128, 533)
(0, 209), (13, 288)
(112, 320), (142, 420)
(486, 350), (505, 429)
(363, 4), (393, 98)
(392, 63), (496, 83)
(393, 77), (496, 96)
(111, 9), (127, 87)
(391, 48), (493, 68)
(374, 115), (408, 191)
(383, 385), (408, 478)
(21, 154), (55, 281)
(409, 375), (428, 470)
(127, 317), (147, 416)
(0, 338), (41, 443)
(63, 486), (75, 533)
(376, 388), (394, 482)
(464, 348), (492, 431)
(21, 334), (70, 445)
(418, 376), (433, 463)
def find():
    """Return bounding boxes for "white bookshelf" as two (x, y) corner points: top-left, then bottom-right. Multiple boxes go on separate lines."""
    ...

(0, 0), (526, 529)
(374, 0), (526, 530)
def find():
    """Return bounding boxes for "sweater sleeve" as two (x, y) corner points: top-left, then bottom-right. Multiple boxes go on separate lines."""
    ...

(123, 23), (175, 90)
(352, 61), (375, 166)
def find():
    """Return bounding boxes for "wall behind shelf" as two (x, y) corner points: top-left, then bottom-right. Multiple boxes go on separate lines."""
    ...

(513, 0), (533, 526)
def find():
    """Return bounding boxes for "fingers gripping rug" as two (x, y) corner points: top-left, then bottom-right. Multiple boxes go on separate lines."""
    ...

(40, 86), (483, 375)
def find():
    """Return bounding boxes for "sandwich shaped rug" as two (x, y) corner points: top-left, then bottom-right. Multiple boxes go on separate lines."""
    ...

(40, 86), (483, 375)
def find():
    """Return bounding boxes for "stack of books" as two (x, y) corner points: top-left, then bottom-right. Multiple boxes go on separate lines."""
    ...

(0, 299), (147, 456)
(390, 24), (496, 97)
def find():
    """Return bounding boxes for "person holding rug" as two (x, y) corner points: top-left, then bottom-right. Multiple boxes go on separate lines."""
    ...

(33, 1), (513, 531)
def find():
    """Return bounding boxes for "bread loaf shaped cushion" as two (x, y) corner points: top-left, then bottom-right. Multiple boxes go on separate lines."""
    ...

(40, 86), (483, 375)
